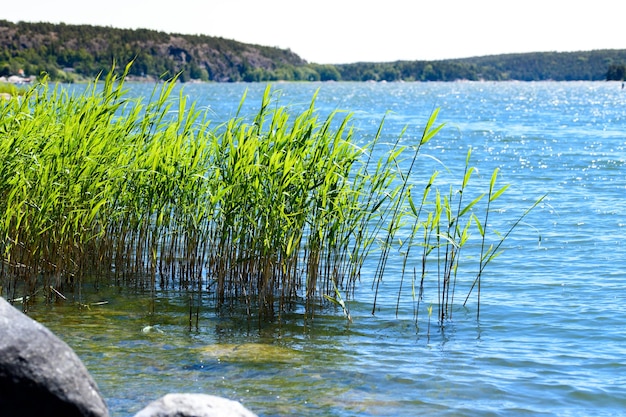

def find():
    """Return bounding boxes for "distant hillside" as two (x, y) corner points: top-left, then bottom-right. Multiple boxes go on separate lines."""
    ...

(2, 20), (626, 83)
(335, 50), (626, 82)
(0, 20), (311, 82)
(456, 50), (626, 81)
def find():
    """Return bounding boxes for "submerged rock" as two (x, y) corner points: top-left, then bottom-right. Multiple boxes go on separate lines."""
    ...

(134, 393), (258, 417)
(199, 342), (301, 363)
(0, 297), (110, 417)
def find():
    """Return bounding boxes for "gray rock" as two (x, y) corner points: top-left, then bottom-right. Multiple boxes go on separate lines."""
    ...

(0, 297), (109, 417)
(134, 393), (258, 417)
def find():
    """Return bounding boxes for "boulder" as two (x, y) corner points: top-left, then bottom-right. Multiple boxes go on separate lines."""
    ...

(0, 297), (109, 417)
(134, 393), (258, 417)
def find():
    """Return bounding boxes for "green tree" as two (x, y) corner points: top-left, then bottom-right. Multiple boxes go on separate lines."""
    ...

(606, 64), (626, 81)
(0, 64), (10, 77)
(314, 64), (341, 81)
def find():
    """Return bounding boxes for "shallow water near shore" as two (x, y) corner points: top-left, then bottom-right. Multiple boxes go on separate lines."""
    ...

(24, 81), (626, 416)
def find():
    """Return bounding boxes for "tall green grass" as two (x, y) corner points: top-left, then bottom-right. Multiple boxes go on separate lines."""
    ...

(0, 66), (541, 324)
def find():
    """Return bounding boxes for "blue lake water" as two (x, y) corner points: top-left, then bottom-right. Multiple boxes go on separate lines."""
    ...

(27, 81), (626, 416)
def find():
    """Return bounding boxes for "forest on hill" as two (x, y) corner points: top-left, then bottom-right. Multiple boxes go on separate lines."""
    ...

(2, 20), (626, 83)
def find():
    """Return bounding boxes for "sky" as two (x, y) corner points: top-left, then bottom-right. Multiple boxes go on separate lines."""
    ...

(3, 0), (626, 64)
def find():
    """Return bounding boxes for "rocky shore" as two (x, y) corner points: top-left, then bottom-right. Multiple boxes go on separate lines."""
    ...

(0, 297), (258, 417)
(0, 75), (34, 84)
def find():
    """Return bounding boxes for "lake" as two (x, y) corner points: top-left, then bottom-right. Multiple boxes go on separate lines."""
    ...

(26, 81), (626, 416)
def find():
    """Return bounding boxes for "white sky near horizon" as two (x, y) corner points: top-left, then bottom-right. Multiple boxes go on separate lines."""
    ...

(3, 0), (626, 64)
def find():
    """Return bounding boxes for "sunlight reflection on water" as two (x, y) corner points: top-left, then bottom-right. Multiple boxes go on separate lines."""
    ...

(25, 81), (626, 417)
